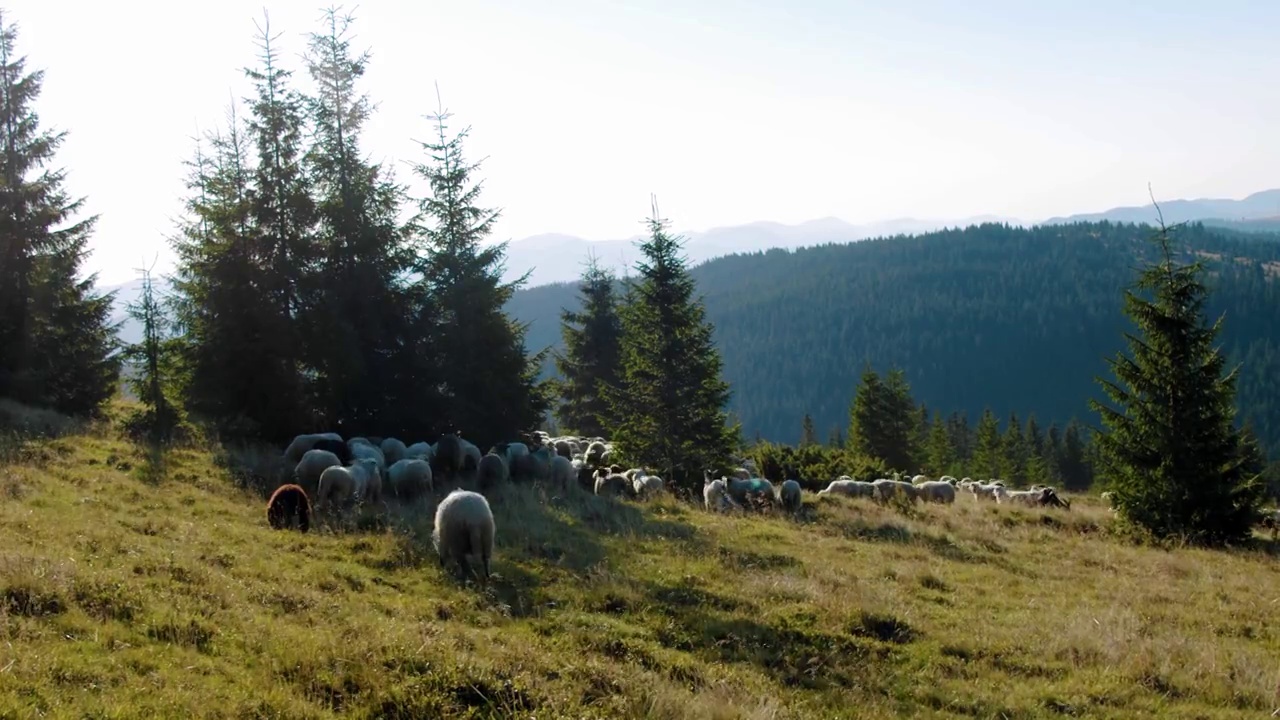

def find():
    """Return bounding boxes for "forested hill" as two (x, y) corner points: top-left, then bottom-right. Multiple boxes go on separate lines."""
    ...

(506, 221), (1280, 456)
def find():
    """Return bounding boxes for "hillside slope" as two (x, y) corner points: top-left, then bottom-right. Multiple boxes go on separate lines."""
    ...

(0, 422), (1277, 718)
(508, 222), (1280, 454)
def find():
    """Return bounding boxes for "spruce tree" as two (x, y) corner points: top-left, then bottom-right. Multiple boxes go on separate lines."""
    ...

(554, 254), (622, 437)
(847, 365), (916, 471)
(800, 413), (817, 447)
(302, 8), (414, 436)
(926, 411), (954, 476)
(972, 408), (1002, 478)
(604, 201), (737, 490)
(1001, 412), (1028, 483)
(0, 14), (118, 414)
(1090, 222), (1266, 544)
(412, 96), (546, 447)
(122, 262), (182, 440)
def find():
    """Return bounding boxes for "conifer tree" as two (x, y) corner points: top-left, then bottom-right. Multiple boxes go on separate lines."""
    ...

(412, 95), (546, 447)
(0, 14), (118, 414)
(554, 254), (622, 437)
(800, 413), (817, 447)
(972, 408), (1002, 478)
(1001, 411), (1028, 483)
(827, 426), (843, 449)
(1090, 221), (1265, 544)
(122, 262), (182, 440)
(604, 200), (737, 490)
(847, 365), (916, 470)
(302, 7), (414, 435)
(926, 411), (954, 476)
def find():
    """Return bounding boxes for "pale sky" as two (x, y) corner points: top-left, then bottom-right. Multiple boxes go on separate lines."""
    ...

(9, 0), (1279, 286)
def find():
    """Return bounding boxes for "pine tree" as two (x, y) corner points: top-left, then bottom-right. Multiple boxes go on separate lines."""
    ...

(554, 254), (622, 437)
(302, 7), (414, 436)
(0, 14), (118, 414)
(1001, 411), (1028, 483)
(972, 408), (1002, 478)
(1089, 221), (1266, 544)
(604, 200), (737, 490)
(412, 94), (546, 447)
(926, 411), (954, 476)
(847, 365), (916, 471)
(800, 413), (817, 447)
(122, 262), (182, 441)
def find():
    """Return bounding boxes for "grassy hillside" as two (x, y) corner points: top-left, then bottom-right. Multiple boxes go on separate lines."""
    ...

(1, 415), (1278, 718)
(508, 221), (1280, 455)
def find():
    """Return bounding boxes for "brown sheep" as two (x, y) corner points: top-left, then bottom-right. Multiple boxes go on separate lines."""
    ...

(267, 483), (312, 533)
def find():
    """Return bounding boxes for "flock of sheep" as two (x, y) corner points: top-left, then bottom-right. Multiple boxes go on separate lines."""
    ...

(268, 430), (667, 579)
(702, 468), (1072, 513)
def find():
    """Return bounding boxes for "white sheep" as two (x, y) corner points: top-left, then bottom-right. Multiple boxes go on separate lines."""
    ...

(294, 449), (341, 494)
(315, 464), (355, 511)
(460, 438), (482, 478)
(404, 441), (433, 461)
(911, 474), (931, 485)
(703, 477), (736, 512)
(387, 458), (433, 500)
(594, 468), (631, 498)
(550, 455), (576, 491)
(585, 441), (607, 466)
(633, 471), (665, 499)
(873, 478), (919, 504)
(283, 432), (344, 464)
(477, 452), (508, 491)
(348, 458), (383, 505)
(779, 479), (802, 513)
(967, 482), (1001, 502)
(916, 480), (957, 504)
(350, 441), (386, 475)
(818, 479), (877, 499)
(939, 475), (958, 485)
(380, 437), (407, 465)
(432, 489), (495, 581)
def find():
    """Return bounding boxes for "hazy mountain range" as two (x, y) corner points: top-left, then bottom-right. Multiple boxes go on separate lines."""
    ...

(99, 188), (1280, 345)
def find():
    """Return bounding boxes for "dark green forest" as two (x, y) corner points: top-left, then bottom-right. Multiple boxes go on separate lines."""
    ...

(510, 221), (1280, 457)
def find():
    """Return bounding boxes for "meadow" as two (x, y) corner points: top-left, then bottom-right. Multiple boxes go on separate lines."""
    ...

(0, 406), (1277, 719)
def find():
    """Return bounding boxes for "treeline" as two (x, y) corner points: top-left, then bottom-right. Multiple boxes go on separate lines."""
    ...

(742, 366), (1098, 491)
(152, 9), (544, 449)
(508, 221), (1280, 457)
(0, 16), (119, 417)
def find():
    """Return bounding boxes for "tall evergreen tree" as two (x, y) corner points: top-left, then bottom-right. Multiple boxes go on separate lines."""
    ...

(1090, 222), (1266, 544)
(800, 413), (817, 447)
(122, 263), (182, 440)
(412, 96), (546, 447)
(554, 254), (622, 437)
(1001, 411), (1028, 483)
(604, 200), (738, 490)
(302, 7), (413, 435)
(847, 365), (917, 470)
(0, 14), (118, 414)
(972, 408), (1002, 478)
(925, 411), (954, 476)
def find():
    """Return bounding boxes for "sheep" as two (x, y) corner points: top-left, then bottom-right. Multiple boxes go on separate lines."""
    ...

(387, 458), (433, 501)
(350, 441), (386, 475)
(818, 479), (877, 499)
(632, 471), (665, 499)
(476, 452), (508, 492)
(432, 489), (495, 581)
(432, 433), (464, 482)
(294, 449), (341, 495)
(348, 457), (384, 505)
(460, 438), (482, 478)
(730, 467), (751, 481)
(585, 441), (607, 466)
(916, 480), (957, 504)
(966, 482), (1002, 502)
(550, 455), (576, 492)
(779, 479), (802, 513)
(529, 445), (554, 484)
(266, 483), (311, 532)
(703, 476), (735, 512)
(873, 478), (919, 504)
(554, 440), (573, 459)
(404, 442), (433, 461)
(594, 467), (631, 498)
(380, 437), (407, 465)
(996, 487), (1040, 506)
(309, 438), (353, 465)
(315, 465), (356, 511)
(939, 475), (958, 485)
(283, 432), (344, 464)
(725, 476), (777, 510)
(911, 474), (931, 485)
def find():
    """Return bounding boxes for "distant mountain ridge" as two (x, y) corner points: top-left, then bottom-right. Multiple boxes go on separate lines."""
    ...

(1043, 189), (1280, 226)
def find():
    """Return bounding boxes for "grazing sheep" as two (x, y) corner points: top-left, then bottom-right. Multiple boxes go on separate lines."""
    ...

(725, 476), (777, 510)
(529, 445), (554, 483)
(594, 467), (631, 498)
(553, 440), (573, 459)
(731, 467), (751, 481)
(873, 478), (919, 504)
(404, 442), (433, 461)
(911, 474), (930, 485)
(967, 482), (1002, 502)
(779, 479), (802, 513)
(703, 475), (735, 512)
(476, 452), (508, 492)
(309, 438), (353, 465)
(939, 475), (958, 485)
(380, 437), (407, 465)
(266, 483), (311, 533)
(283, 432), (344, 464)
(350, 441), (386, 475)
(460, 439), (482, 478)
(387, 458), (433, 500)
(585, 441), (607, 467)
(316, 465), (356, 511)
(294, 449), (342, 495)
(550, 455), (576, 492)
(432, 434), (464, 482)
(818, 479), (877, 499)
(633, 471), (665, 499)
(916, 480), (957, 504)
(432, 489), (495, 581)
(348, 458), (384, 505)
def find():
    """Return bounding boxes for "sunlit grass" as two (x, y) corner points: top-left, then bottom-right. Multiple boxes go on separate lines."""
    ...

(0, 416), (1276, 718)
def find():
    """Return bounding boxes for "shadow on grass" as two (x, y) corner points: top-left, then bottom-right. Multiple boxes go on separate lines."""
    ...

(134, 442), (168, 486)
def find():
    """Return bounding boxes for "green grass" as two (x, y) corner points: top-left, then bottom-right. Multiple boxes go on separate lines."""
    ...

(0, 420), (1278, 718)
